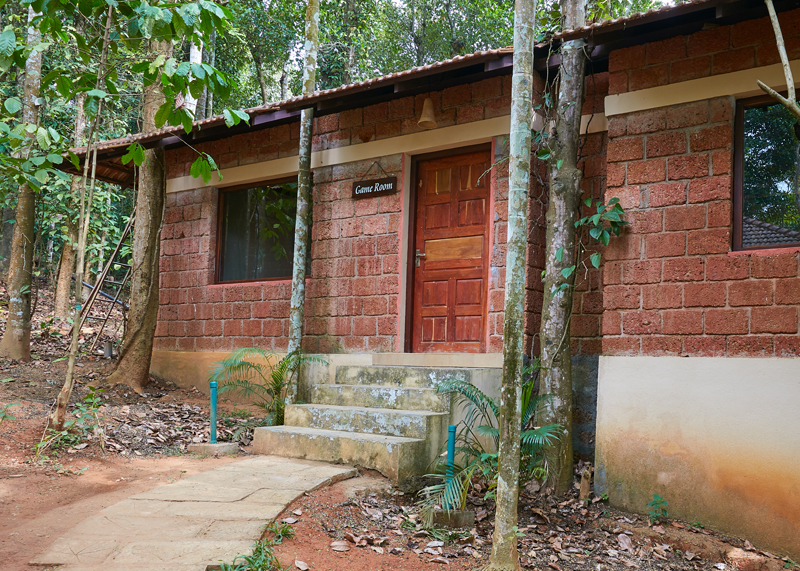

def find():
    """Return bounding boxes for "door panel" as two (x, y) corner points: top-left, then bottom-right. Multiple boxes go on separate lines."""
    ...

(412, 150), (491, 353)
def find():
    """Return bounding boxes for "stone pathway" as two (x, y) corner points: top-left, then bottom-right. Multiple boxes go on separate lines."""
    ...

(30, 456), (357, 571)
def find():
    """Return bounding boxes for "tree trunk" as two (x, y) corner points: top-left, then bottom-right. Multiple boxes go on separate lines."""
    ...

(202, 31), (216, 119)
(53, 218), (77, 320)
(184, 41), (202, 114)
(484, 2), (534, 570)
(0, 7), (42, 361)
(538, 0), (587, 495)
(253, 52), (270, 105)
(103, 39), (171, 393)
(286, 0), (320, 401)
(50, 7), (113, 431)
(0, 207), (15, 280)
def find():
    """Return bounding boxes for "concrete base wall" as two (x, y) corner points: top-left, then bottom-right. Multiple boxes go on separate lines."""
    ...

(595, 356), (800, 559)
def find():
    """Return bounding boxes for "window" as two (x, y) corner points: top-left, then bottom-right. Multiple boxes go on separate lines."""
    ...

(217, 179), (301, 283)
(735, 97), (800, 250)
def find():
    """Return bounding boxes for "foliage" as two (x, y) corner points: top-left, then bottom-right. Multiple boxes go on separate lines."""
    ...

(646, 493), (669, 524)
(219, 537), (291, 571)
(0, 402), (20, 424)
(417, 363), (561, 526)
(34, 386), (104, 458)
(210, 349), (326, 426)
(264, 521), (295, 544)
(742, 102), (800, 230)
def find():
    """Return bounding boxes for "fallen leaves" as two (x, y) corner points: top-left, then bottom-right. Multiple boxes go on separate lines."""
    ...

(330, 541), (350, 552)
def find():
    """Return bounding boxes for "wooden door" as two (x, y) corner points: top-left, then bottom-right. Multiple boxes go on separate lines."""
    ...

(412, 150), (491, 353)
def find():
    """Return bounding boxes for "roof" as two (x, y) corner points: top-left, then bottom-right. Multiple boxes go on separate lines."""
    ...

(742, 217), (800, 248)
(69, 0), (798, 185)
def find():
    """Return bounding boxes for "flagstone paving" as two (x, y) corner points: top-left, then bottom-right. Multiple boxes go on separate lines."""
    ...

(30, 456), (357, 571)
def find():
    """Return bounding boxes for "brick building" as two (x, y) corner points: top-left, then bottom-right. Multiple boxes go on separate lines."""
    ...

(84, 0), (800, 558)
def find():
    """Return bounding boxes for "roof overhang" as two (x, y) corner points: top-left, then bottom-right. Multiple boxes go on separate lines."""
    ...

(67, 0), (800, 186)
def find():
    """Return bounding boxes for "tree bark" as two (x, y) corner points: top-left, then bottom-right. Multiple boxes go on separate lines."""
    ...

(0, 207), (15, 280)
(253, 52), (270, 105)
(53, 218), (77, 320)
(286, 0), (320, 401)
(757, 0), (800, 120)
(50, 6), (113, 431)
(54, 80), (87, 320)
(538, 0), (587, 495)
(0, 7), (42, 361)
(202, 31), (216, 119)
(184, 41), (202, 114)
(103, 39), (171, 393)
(484, 2), (534, 571)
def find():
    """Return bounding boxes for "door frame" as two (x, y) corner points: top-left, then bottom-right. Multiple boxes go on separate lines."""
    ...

(403, 143), (493, 353)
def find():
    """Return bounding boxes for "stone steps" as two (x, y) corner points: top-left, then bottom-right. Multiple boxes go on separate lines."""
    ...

(285, 403), (448, 440)
(253, 364), (489, 482)
(251, 426), (426, 482)
(311, 383), (449, 412)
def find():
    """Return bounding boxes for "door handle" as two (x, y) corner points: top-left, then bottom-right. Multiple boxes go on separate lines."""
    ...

(415, 249), (426, 267)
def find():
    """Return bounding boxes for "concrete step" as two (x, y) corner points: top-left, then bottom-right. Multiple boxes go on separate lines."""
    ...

(252, 426), (427, 482)
(335, 365), (470, 389)
(310, 383), (449, 412)
(285, 403), (448, 439)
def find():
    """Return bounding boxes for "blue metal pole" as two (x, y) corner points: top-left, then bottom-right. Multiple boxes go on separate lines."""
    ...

(445, 424), (456, 510)
(210, 381), (218, 444)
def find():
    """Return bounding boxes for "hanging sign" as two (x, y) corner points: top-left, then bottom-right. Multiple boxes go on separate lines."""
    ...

(352, 177), (398, 200)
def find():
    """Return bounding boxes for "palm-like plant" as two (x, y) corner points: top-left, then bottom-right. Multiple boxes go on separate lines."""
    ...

(418, 361), (561, 525)
(209, 348), (326, 425)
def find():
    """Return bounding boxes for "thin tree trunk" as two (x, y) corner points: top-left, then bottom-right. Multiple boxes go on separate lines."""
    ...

(103, 39), (171, 393)
(484, 2), (534, 570)
(0, 7), (42, 361)
(538, 0), (587, 495)
(757, 0), (800, 120)
(286, 0), (320, 402)
(50, 6), (114, 431)
(280, 65), (288, 100)
(184, 41), (202, 114)
(53, 218), (77, 320)
(253, 52), (269, 105)
(0, 207), (15, 280)
(794, 141), (800, 215)
(53, 83), (87, 318)
(203, 31), (216, 119)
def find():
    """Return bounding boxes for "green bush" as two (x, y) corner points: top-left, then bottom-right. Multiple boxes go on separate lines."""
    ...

(209, 349), (326, 425)
(418, 361), (561, 524)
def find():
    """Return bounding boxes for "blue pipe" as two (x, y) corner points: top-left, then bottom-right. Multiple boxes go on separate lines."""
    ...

(210, 381), (218, 444)
(445, 424), (456, 509)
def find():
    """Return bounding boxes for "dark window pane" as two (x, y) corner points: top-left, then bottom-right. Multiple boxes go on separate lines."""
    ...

(219, 182), (298, 282)
(742, 103), (800, 247)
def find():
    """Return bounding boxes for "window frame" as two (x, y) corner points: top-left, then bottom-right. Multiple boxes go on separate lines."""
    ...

(733, 94), (800, 251)
(215, 176), (301, 285)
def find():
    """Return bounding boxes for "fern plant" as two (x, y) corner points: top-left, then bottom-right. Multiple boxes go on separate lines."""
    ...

(209, 349), (326, 425)
(418, 361), (561, 525)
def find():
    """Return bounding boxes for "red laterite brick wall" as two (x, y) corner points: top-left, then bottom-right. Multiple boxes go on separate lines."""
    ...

(602, 11), (800, 357)
(156, 77), (529, 355)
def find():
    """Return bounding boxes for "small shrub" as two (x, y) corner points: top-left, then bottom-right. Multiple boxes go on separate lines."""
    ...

(210, 349), (326, 426)
(646, 494), (669, 524)
(418, 361), (561, 525)
(0, 402), (20, 424)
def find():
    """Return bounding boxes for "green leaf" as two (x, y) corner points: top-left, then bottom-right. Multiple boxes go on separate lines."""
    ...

(67, 151), (80, 169)
(55, 76), (72, 97)
(154, 101), (172, 128)
(555, 246), (564, 262)
(190, 155), (213, 183)
(556, 159), (563, 169)
(223, 108), (235, 127)
(537, 149), (551, 160)
(164, 57), (177, 77)
(583, 197), (592, 207)
(87, 89), (107, 99)
(0, 27), (15, 56)
(3, 96), (21, 114)
(589, 227), (602, 240)
(600, 231), (610, 247)
(590, 252), (601, 268)
(34, 169), (48, 183)
(121, 142), (145, 166)
(560, 265), (575, 279)
(35, 127), (50, 149)
(232, 109), (250, 125)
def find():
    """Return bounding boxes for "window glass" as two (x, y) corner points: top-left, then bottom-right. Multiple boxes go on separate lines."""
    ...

(742, 103), (800, 247)
(219, 181), (299, 282)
